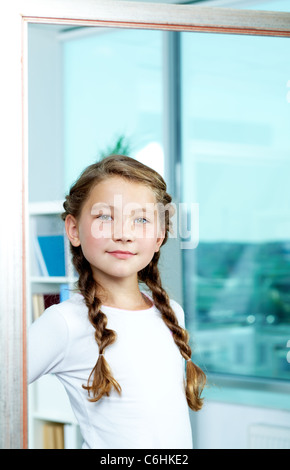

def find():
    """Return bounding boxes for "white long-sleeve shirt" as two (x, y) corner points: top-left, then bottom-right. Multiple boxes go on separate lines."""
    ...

(28, 292), (193, 449)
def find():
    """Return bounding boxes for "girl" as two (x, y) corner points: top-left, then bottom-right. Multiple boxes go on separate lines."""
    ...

(28, 155), (206, 449)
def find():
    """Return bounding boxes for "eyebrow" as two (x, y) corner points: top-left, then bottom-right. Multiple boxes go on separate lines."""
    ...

(91, 203), (113, 214)
(133, 207), (155, 213)
(90, 203), (157, 215)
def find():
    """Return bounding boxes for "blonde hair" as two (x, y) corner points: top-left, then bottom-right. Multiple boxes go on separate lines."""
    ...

(62, 154), (206, 411)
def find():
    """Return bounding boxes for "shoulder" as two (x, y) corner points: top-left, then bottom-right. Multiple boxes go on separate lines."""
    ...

(54, 292), (86, 315)
(169, 298), (185, 328)
(142, 290), (186, 328)
(54, 292), (88, 325)
(28, 293), (90, 383)
(37, 292), (88, 333)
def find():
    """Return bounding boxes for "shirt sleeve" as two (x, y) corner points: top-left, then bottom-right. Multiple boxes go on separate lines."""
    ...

(28, 305), (69, 384)
(170, 299), (186, 329)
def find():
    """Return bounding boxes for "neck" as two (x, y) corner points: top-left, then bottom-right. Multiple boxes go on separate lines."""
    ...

(93, 274), (152, 310)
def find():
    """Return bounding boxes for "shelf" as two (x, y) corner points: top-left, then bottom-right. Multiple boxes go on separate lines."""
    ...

(32, 411), (78, 425)
(30, 276), (78, 284)
(29, 200), (64, 215)
(28, 201), (81, 448)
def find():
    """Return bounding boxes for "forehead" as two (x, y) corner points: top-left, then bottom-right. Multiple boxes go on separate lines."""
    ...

(86, 176), (157, 207)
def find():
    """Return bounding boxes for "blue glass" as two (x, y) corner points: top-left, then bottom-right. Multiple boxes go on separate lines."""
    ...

(241, 0), (290, 12)
(181, 31), (290, 381)
(63, 28), (163, 192)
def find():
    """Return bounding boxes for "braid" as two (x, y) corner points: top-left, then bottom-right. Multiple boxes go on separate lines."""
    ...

(72, 246), (121, 402)
(139, 253), (206, 412)
(62, 154), (206, 411)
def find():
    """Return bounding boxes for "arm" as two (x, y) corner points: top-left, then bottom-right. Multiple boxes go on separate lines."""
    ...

(28, 306), (69, 383)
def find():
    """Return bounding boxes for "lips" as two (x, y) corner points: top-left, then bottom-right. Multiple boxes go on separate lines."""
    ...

(107, 250), (136, 259)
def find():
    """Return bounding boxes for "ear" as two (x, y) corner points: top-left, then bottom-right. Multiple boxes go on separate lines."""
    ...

(65, 214), (81, 247)
(155, 230), (166, 253)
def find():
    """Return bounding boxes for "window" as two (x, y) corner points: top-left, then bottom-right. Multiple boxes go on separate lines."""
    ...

(181, 31), (290, 380)
(62, 27), (164, 192)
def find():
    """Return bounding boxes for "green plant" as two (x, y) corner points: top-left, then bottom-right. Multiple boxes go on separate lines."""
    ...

(99, 135), (132, 160)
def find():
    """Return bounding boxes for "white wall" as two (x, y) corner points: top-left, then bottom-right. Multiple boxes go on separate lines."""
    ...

(190, 400), (290, 449)
(28, 25), (64, 202)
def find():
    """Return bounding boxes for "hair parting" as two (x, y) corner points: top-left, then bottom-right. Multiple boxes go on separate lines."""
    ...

(62, 154), (206, 410)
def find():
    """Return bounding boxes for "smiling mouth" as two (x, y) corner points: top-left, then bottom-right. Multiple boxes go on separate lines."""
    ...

(107, 250), (136, 259)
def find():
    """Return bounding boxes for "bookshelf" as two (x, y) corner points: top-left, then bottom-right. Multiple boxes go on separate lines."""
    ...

(28, 200), (82, 449)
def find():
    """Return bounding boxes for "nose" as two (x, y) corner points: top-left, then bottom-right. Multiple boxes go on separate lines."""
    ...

(112, 216), (135, 242)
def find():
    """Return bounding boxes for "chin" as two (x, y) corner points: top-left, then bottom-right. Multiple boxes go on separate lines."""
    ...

(108, 268), (135, 278)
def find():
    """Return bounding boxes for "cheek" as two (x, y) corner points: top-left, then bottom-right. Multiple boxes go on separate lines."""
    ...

(138, 235), (160, 255)
(91, 220), (112, 239)
(135, 221), (159, 240)
(79, 221), (109, 255)
(136, 222), (162, 250)
(80, 232), (107, 267)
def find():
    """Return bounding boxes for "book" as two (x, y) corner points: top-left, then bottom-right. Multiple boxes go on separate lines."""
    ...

(32, 293), (45, 320)
(43, 421), (64, 449)
(36, 235), (66, 277)
(32, 236), (48, 276)
(32, 293), (60, 320)
(60, 283), (71, 302)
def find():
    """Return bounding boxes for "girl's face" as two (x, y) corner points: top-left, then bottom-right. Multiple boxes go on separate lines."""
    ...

(65, 176), (165, 283)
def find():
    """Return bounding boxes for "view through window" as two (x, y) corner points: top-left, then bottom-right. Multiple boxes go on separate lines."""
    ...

(181, 31), (290, 381)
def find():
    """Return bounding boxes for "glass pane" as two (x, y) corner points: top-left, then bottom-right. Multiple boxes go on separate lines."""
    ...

(181, 31), (290, 380)
(63, 28), (164, 192)
(191, 0), (290, 13)
(248, 0), (290, 12)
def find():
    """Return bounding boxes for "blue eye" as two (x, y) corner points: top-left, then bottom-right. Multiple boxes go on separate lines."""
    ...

(135, 217), (148, 224)
(98, 214), (112, 221)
